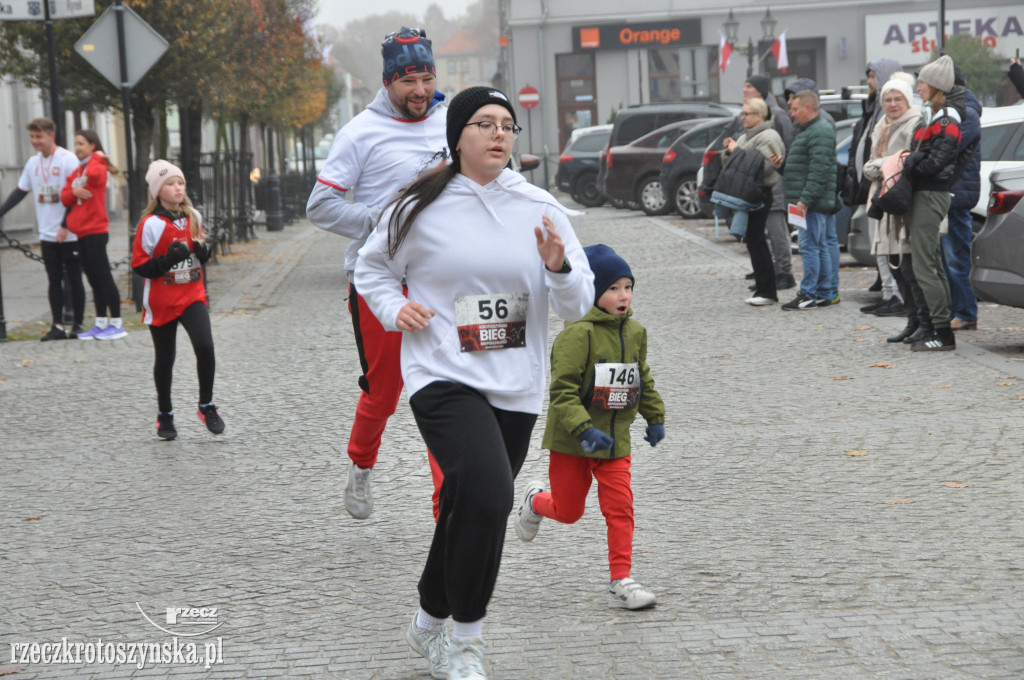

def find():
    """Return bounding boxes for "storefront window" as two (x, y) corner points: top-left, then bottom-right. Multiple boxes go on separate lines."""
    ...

(649, 47), (715, 102)
(556, 53), (598, 150)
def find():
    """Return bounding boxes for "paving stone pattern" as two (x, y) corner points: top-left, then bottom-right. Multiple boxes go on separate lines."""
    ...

(2, 206), (1023, 679)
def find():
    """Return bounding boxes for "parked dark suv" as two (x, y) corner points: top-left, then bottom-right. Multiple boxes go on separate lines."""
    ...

(660, 118), (732, 218)
(598, 102), (737, 207)
(556, 125), (612, 207)
(601, 119), (716, 216)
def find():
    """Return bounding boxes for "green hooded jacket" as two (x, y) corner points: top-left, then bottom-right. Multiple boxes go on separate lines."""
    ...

(541, 305), (665, 459)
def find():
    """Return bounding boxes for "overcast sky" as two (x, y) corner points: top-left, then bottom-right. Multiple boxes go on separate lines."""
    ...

(316, 0), (476, 30)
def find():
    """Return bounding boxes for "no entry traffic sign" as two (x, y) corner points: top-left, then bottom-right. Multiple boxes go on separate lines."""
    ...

(518, 86), (540, 110)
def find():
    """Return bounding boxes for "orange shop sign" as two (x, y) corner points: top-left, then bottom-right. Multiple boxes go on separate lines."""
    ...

(572, 20), (701, 52)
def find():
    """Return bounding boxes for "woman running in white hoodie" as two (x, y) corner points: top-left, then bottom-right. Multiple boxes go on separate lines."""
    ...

(355, 86), (594, 680)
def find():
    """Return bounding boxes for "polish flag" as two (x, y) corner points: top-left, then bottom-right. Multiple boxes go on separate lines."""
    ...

(771, 30), (789, 74)
(719, 31), (733, 73)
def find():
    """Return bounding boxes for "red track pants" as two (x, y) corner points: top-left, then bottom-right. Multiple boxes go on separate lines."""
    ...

(348, 284), (442, 520)
(531, 452), (634, 581)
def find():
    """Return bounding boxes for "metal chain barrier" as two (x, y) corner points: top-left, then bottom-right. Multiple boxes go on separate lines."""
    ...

(0, 223), (130, 269)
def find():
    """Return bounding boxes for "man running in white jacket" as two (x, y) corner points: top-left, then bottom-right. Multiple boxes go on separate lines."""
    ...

(306, 26), (448, 520)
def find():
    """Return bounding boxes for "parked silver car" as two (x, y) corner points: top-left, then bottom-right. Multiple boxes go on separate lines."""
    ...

(970, 165), (1024, 309)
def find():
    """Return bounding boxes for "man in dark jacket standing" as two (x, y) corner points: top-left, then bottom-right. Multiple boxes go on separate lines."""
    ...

(943, 68), (981, 331)
(781, 91), (838, 310)
(1009, 57), (1024, 99)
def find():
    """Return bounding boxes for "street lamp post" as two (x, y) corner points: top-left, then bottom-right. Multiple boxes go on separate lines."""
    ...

(723, 8), (777, 79)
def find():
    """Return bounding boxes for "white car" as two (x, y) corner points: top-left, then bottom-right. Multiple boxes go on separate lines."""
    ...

(977, 104), (1024, 223)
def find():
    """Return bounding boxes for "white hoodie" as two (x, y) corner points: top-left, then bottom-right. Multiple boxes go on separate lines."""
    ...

(307, 87), (448, 275)
(355, 168), (594, 414)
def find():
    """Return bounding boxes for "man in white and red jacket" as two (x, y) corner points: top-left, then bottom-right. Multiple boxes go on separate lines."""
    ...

(306, 27), (448, 521)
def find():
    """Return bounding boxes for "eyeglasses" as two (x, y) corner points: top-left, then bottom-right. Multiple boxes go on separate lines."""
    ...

(382, 27), (425, 45)
(464, 121), (522, 139)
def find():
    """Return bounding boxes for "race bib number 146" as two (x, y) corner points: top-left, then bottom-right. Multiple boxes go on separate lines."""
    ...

(454, 293), (529, 352)
(593, 362), (640, 410)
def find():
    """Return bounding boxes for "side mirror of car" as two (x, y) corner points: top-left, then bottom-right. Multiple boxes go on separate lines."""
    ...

(518, 154), (541, 172)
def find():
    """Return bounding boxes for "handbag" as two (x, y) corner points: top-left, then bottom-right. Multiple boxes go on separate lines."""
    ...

(870, 151), (912, 216)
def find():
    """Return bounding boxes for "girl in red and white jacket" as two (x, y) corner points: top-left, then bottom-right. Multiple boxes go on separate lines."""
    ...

(59, 130), (126, 339)
(131, 160), (223, 440)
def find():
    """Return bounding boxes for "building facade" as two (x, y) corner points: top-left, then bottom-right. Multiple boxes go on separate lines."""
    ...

(502, 0), (1023, 179)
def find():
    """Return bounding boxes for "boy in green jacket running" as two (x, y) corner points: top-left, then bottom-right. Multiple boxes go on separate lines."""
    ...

(515, 243), (666, 609)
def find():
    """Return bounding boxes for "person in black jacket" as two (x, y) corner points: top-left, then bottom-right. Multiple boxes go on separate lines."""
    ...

(1009, 57), (1024, 100)
(942, 68), (981, 332)
(903, 55), (963, 351)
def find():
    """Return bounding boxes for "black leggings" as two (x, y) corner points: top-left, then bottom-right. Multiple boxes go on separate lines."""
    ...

(78, 233), (121, 318)
(148, 301), (216, 413)
(40, 240), (85, 326)
(409, 381), (536, 623)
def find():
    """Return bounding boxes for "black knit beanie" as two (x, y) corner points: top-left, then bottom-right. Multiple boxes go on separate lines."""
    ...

(584, 244), (634, 307)
(446, 86), (518, 170)
(746, 74), (771, 99)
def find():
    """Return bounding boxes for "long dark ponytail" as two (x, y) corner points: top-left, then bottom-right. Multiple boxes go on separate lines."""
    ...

(386, 164), (457, 258)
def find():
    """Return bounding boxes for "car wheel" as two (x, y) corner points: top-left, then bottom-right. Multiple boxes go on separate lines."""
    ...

(573, 172), (605, 208)
(674, 176), (702, 218)
(637, 176), (672, 216)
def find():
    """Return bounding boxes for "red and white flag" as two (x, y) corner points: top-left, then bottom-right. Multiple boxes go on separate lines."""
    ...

(719, 31), (733, 73)
(771, 30), (789, 74)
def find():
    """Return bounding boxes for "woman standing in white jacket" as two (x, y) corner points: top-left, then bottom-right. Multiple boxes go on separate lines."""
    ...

(355, 86), (593, 680)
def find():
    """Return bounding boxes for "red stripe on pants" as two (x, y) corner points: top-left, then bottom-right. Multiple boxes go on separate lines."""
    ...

(531, 452), (634, 581)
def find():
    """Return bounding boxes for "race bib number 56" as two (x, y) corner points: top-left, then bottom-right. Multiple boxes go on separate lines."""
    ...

(593, 362), (640, 410)
(454, 293), (529, 352)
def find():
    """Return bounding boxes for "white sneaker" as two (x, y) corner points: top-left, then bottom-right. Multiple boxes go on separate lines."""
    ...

(745, 296), (777, 306)
(344, 462), (373, 519)
(514, 481), (544, 542)
(448, 637), (487, 680)
(405, 613), (449, 680)
(609, 578), (657, 610)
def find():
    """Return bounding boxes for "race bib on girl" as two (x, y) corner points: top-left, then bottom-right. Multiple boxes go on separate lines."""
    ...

(454, 293), (529, 352)
(163, 256), (201, 285)
(592, 362), (640, 410)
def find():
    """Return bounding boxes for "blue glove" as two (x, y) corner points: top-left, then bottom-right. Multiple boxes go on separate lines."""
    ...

(577, 427), (613, 454)
(644, 424), (665, 447)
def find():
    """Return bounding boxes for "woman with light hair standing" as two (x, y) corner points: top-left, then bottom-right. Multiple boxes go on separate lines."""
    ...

(861, 73), (922, 343)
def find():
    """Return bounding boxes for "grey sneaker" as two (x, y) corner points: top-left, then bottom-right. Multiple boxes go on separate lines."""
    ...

(514, 481), (544, 542)
(405, 614), (449, 680)
(448, 637), (487, 680)
(609, 578), (657, 610)
(344, 462), (373, 519)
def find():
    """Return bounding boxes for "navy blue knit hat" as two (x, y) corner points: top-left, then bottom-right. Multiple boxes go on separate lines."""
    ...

(584, 244), (634, 306)
(381, 27), (435, 84)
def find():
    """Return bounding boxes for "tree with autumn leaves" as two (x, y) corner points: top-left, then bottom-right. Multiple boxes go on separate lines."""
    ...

(0, 0), (332, 188)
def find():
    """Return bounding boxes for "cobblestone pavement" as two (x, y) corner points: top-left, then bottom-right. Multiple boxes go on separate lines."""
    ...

(2, 205), (1023, 679)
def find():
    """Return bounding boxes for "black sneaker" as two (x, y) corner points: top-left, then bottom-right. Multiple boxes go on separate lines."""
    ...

(873, 297), (907, 317)
(70, 324), (85, 338)
(781, 293), (818, 311)
(197, 404), (225, 434)
(911, 328), (955, 352)
(860, 299), (885, 313)
(775, 273), (797, 290)
(40, 326), (67, 341)
(157, 413), (177, 440)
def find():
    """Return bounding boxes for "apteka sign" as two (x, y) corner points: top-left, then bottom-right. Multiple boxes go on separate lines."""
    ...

(866, 6), (1024, 65)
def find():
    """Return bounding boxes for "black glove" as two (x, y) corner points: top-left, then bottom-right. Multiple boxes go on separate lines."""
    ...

(193, 239), (211, 264)
(157, 240), (191, 271)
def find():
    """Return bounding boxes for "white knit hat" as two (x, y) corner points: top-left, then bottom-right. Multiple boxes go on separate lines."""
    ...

(917, 55), (955, 93)
(145, 159), (185, 199)
(880, 72), (915, 107)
